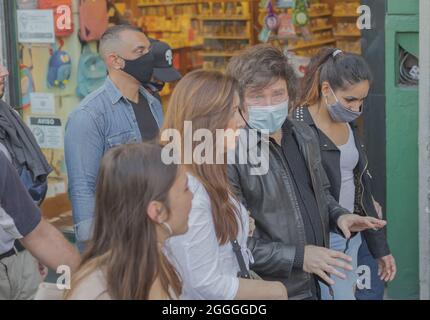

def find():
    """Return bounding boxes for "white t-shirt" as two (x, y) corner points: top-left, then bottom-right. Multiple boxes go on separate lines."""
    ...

(337, 124), (359, 213)
(164, 173), (251, 300)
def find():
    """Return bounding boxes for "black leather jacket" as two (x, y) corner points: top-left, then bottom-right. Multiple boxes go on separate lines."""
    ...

(228, 119), (350, 300)
(293, 106), (391, 259)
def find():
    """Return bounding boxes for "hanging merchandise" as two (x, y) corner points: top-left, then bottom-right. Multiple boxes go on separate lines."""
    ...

(292, 0), (309, 27)
(47, 39), (72, 89)
(277, 12), (296, 39)
(265, 2), (279, 31)
(19, 46), (36, 109)
(258, 25), (271, 43)
(107, 1), (129, 25)
(76, 44), (107, 98)
(259, 0), (271, 9)
(38, 0), (74, 37)
(17, 0), (38, 9)
(79, 0), (109, 42)
(276, 0), (294, 8)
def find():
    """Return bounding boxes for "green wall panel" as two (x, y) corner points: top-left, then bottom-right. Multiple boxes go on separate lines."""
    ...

(385, 14), (419, 299)
(387, 0), (419, 15)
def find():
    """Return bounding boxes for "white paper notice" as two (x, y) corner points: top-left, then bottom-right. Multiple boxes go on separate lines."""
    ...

(30, 93), (55, 114)
(17, 10), (55, 44)
(28, 117), (63, 149)
(53, 182), (66, 195)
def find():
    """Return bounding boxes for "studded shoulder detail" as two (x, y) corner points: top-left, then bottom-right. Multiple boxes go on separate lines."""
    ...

(295, 106), (305, 122)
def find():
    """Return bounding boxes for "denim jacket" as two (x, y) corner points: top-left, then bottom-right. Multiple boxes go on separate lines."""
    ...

(65, 77), (164, 249)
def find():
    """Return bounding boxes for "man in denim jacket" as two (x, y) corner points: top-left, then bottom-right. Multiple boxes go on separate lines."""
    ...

(65, 25), (164, 252)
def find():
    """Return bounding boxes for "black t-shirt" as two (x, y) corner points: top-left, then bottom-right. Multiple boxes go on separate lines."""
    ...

(282, 128), (324, 248)
(0, 152), (41, 247)
(129, 94), (159, 142)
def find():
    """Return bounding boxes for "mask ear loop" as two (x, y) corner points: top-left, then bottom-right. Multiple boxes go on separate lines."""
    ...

(324, 95), (329, 107)
(239, 107), (252, 130)
(156, 206), (173, 236)
(162, 221), (173, 236)
(328, 86), (340, 103)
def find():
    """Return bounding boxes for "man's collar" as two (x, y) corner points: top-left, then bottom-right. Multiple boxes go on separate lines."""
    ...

(105, 77), (123, 105)
(105, 77), (154, 105)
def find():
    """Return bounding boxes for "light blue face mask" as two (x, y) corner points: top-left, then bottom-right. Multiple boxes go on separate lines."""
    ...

(247, 99), (289, 135)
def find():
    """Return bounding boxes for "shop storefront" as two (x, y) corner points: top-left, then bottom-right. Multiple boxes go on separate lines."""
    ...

(1, 0), (427, 301)
(0, 0), (369, 246)
(1, 0), (375, 275)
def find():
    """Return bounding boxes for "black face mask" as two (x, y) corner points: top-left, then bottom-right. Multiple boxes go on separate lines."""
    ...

(120, 51), (155, 84)
(149, 81), (165, 92)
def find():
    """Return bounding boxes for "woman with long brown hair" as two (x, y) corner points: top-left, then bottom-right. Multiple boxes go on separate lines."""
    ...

(65, 143), (192, 300)
(161, 70), (288, 300)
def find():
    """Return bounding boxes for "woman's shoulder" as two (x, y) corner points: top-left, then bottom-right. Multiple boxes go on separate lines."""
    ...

(291, 105), (310, 122)
(67, 269), (111, 300)
(186, 173), (211, 207)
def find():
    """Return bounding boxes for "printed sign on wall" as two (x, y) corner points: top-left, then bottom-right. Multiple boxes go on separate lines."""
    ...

(17, 10), (55, 43)
(28, 117), (63, 149)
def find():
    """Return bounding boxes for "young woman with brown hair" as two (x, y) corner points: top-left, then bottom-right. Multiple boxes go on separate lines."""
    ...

(161, 70), (288, 300)
(65, 143), (193, 300)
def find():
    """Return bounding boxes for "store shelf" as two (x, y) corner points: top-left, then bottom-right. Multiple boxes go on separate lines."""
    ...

(296, 25), (333, 35)
(334, 32), (361, 38)
(138, 1), (197, 8)
(198, 16), (250, 21)
(201, 51), (238, 58)
(171, 44), (203, 50)
(187, 63), (203, 70)
(269, 34), (301, 41)
(311, 25), (333, 32)
(289, 38), (336, 50)
(203, 35), (250, 40)
(332, 13), (360, 18)
(309, 11), (332, 18)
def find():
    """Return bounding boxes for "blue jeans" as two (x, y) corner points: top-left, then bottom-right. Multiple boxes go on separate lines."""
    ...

(319, 232), (362, 300)
(355, 233), (385, 300)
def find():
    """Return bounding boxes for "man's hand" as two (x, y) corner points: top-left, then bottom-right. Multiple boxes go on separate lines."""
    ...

(337, 214), (386, 239)
(38, 262), (49, 281)
(378, 254), (397, 282)
(303, 245), (353, 286)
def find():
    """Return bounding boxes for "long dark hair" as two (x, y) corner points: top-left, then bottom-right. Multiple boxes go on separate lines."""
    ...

(297, 47), (373, 109)
(161, 70), (241, 245)
(66, 143), (181, 299)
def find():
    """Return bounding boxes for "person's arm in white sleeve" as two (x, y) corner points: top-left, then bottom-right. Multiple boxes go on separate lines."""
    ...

(167, 184), (287, 300)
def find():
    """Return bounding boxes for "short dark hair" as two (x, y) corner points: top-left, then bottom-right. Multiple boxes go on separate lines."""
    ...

(226, 44), (298, 107)
(99, 25), (143, 57)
